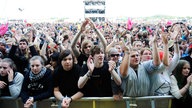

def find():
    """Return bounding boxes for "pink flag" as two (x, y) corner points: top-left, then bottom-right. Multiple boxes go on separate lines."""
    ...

(127, 18), (133, 30)
(0, 23), (8, 36)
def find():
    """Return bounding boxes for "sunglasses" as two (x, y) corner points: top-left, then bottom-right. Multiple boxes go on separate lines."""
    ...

(110, 54), (119, 57)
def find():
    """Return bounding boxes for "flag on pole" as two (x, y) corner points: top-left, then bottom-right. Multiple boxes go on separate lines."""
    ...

(0, 23), (8, 36)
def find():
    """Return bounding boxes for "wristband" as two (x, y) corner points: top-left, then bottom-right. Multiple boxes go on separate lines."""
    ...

(86, 71), (92, 79)
(9, 81), (14, 85)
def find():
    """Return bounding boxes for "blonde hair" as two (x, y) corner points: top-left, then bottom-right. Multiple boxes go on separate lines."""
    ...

(81, 39), (93, 54)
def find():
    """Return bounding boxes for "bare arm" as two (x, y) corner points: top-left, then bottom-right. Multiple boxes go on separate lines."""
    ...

(172, 25), (180, 55)
(71, 20), (88, 57)
(54, 87), (65, 101)
(110, 69), (121, 85)
(88, 19), (107, 51)
(39, 42), (48, 61)
(78, 71), (91, 89)
(108, 60), (121, 85)
(106, 40), (116, 54)
(182, 23), (189, 37)
(54, 31), (66, 52)
(161, 32), (169, 66)
(78, 56), (94, 89)
(151, 34), (161, 66)
(166, 26), (180, 74)
(120, 46), (130, 77)
(70, 91), (84, 101)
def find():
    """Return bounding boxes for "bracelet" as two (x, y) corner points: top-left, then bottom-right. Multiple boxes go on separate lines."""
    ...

(9, 81), (14, 85)
(86, 71), (92, 79)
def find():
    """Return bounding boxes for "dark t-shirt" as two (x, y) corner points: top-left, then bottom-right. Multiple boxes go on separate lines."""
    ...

(0, 75), (10, 96)
(77, 53), (88, 67)
(20, 68), (53, 103)
(80, 61), (113, 97)
(53, 64), (82, 97)
(171, 92), (192, 108)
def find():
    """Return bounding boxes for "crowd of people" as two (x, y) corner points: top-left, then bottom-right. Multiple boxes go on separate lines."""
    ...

(0, 18), (192, 108)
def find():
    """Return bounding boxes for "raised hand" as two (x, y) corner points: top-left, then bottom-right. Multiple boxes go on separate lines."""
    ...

(81, 19), (89, 32)
(87, 55), (94, 73)
(161, 32), (169, 45)
(108, 60), (116, 72)
(87, 18), (96, 29)
(187, 74), (192, 86)
(7, 68), (14, 82)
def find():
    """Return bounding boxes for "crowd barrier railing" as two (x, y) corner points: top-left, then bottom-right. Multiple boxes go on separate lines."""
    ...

(0, 95), (174, 108)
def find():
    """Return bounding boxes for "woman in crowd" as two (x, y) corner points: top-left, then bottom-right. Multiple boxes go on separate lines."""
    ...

(150, 29), (180, 96)
(20, 56), (53, 108)
(170, 60), (192, 108)
(140, 47), (152, 62)
(45, 52), (60, 73)
(53, 49), (83, 108)
(0, 58), (24, 98)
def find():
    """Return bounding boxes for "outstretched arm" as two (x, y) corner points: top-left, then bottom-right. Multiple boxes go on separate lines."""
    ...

(151, 34), (160, 66)
(120, 46), (131, 77)
(88, 19), (107, 51)
(71, 19), (88, 58)
(167, 25), (180, 74)
(161, 32), (169, 66)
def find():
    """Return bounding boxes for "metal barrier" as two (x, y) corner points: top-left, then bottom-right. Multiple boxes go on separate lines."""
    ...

(0, 95), (174, 108)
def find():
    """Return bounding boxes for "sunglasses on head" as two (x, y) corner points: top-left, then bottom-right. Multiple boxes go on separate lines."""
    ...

(110, 54), (119, 57)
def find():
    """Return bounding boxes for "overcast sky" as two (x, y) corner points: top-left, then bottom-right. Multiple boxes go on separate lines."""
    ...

(0, 0), (192, 20)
